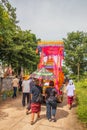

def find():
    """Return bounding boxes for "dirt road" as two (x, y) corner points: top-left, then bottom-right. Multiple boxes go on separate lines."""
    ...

(0, 93), (86, 130)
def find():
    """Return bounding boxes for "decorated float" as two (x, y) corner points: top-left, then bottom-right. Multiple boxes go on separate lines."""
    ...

(36, 41), (64, 96)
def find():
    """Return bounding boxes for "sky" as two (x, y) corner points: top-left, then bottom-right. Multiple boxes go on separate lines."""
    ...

(8, 0), (87, 40)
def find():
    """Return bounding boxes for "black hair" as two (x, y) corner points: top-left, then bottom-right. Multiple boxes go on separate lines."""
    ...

(49, 80), (54, 86)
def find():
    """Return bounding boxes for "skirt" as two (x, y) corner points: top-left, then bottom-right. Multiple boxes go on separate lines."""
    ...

(67, 96), (73, 105)
(31, 103), (41, 113)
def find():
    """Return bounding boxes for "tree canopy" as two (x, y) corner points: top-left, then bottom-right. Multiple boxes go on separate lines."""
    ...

(63, 31), (87, 79)
(0, 0), (39, 74)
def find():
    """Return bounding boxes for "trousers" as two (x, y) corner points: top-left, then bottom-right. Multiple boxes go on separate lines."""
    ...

(46, 100), (57, 119)
(22, 93), (30, 106)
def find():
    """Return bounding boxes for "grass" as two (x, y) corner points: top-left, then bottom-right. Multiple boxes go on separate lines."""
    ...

(75, 78), (87, 123)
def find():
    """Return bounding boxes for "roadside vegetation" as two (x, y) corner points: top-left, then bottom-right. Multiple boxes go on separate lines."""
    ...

(75, 78), (87, 123)
(63, 30), (87, 125)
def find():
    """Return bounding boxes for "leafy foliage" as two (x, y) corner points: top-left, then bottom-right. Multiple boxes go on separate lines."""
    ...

(0, 0), (39, 74)
(63, 31), (87, 78)
(75, 79), (87, 122)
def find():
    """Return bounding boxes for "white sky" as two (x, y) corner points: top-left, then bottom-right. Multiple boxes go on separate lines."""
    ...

(8, 0), (87, 40)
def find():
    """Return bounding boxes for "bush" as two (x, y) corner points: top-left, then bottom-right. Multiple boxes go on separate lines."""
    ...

(0, 90), (13, 99)
(75, 79), (87, 123)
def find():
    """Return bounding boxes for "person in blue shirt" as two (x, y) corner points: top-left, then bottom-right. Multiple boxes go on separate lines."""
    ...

(30, 79), (42, 125)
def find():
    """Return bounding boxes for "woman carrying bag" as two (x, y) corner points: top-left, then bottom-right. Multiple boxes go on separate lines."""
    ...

(45, 80), (58, 122)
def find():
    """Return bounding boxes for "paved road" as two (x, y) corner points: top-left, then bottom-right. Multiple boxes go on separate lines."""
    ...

(0, 93), (85, 130)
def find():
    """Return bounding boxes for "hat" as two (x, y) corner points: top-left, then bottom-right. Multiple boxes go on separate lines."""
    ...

(35, 79), (39, 85)
(23, 75), (30, 80)
(69, 79), (73, 84)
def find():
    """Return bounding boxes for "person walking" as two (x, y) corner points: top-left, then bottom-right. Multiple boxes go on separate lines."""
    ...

(18, 77), (23, 92)
(66, 79), (75, 109)
(12, 75), (19, 98)
(26, 77), (35, 115)
(45, 80), (58, 122)
(22, 76), (30, 107)
(30, 79), (42, 125)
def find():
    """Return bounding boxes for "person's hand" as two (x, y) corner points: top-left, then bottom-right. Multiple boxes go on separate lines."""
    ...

(73, 94), (76, 100)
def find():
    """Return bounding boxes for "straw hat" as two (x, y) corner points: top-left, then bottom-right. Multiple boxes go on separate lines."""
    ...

(23, 75), (30, 80)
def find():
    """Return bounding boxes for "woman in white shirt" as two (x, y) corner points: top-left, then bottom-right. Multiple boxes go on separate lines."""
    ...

(66, 80), (75, 109)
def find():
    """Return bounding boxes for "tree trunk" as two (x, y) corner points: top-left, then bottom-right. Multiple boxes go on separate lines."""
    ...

(77, 63), (80, 81)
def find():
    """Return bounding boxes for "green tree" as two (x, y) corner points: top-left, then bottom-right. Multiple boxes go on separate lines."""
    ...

(11, 30), (39, 74)
(63, 31), (87, 80)
(0, 0), (39, 74)
(0, 0), (18, 64)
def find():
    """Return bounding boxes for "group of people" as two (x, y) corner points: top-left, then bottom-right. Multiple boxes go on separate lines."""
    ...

(11, 75), (75, 125)
(21, 76), (58, 125)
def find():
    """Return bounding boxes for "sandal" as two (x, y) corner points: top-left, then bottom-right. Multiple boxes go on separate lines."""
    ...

(52, 118), (56, 122)
(37, 116), (40, 120)
(48, 119), (52, 122)
(30, 121), (34, 125)
(26, 111), (29, 115)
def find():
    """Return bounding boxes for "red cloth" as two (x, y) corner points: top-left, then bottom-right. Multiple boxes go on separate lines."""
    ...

(59, 90), (63, 95)
(42, 46), (64, 56)
(31, 103), (41, 113)
(67, 96), (73, 105)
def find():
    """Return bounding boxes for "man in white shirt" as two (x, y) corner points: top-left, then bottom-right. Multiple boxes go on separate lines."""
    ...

(66, 80), (75, 109)
(22, 76), (30, 106)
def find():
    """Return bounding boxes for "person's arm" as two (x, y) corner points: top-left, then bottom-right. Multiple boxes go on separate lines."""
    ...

(22, 82), (24, 92)
(22, 86), (24, 92)
(66, 85), (68, 94)
(73, 85), (75, 96)
(18, 80), (20, 89)
(17, 79), (19, 87)
(54, 90), (58, 97)
(30, 86), (34, 101)
(11, 80), (13, 87)
(45, 88), (48, 99)
(40, 87), (43, 94)
(30, 93), (32, 101)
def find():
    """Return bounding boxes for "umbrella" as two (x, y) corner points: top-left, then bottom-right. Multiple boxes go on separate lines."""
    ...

(30, 68), (56, 80)
(30, 69), (39, 77)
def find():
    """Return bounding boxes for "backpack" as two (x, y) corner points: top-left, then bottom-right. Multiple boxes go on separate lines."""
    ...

(36, 93), (43, 104)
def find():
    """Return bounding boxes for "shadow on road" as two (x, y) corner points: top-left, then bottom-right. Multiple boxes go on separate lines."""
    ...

(0, 110), (9, 120)
(56, 109), (69, 121)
